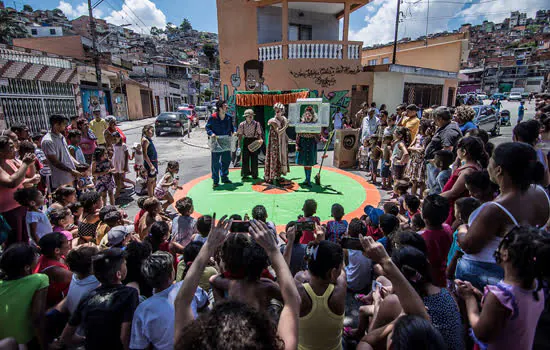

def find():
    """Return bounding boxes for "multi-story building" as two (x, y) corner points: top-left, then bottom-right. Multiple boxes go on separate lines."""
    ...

(217, 0), (462, 120)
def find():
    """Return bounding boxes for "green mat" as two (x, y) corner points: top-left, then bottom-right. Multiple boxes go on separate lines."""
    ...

(187, 166), (369, 227)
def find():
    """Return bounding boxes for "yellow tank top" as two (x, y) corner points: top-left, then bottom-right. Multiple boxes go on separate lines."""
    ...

(298, 283), (344, 350)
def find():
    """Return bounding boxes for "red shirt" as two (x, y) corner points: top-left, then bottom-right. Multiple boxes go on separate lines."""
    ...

(134, 209), (146, 233)
(367, 226), (384, 241)
(33, 255), (70, 307)
(422, 226), (452, 287)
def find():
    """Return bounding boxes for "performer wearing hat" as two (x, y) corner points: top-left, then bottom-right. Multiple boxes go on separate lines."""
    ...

(237, 109), (263, 179)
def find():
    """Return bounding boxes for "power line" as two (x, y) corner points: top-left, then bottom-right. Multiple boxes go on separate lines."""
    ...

(402, 8), (530, 21)
(103, 0), (148, 34)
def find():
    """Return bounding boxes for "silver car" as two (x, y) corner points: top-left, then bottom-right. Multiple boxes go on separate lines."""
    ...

(472, 105), (500, 137)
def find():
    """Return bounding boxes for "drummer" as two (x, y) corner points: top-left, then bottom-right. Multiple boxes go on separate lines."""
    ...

(205, 100), (236, 188)
(237, 109), (263, 180)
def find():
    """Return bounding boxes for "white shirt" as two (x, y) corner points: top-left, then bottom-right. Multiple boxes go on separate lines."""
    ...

(361, 116), (379, 142)
(26, 211), (52, 243)
(130, 282), (208, 350)
(345, 249), (372, 292)
(65, 275), (100, 315)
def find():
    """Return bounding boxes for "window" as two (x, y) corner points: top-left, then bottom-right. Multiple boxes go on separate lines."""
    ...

(382, 57), (390, 64)
(50, 28), (56, 35)
(368, 59), (377, 66)
(31, 29), (37, 35)
(289, 24), (312, 41)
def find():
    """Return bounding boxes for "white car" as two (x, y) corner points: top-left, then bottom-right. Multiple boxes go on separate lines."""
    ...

(508, 92), (522, 101)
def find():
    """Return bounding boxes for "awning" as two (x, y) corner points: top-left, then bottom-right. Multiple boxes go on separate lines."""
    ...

(235, 89), (309, 106)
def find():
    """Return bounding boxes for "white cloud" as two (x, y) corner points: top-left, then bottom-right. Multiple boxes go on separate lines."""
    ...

(104, 0), (167, 34)
(350, 0), (548, 46)
(57, 1), (103, 19)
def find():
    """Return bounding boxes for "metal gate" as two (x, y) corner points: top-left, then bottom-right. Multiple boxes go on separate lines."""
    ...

(0, 78), (77, 132)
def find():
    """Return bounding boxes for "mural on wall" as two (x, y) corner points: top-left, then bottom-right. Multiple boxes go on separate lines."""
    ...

(290, 65), (364, 88)
(309, 89), (351, 117)
(224, 60), (271, 116)
(81, 88), (110, 119)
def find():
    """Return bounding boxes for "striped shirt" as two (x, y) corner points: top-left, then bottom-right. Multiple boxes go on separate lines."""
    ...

(237, 121), (262, 139)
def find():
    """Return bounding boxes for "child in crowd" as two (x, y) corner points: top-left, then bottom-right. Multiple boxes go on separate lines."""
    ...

(446, 197), (480, 281)
(49, 185), (77, 213)
(384, 113), (397, 137)
(62, 246), (101, 317)
(344, 218), (372, 293)
(134, 167), (148, 196)
(32, 131), (51, 194)
(456, 226), (550, 350)
(357, 138), (369, 171)
(298, 199), (321, 244)
(429, 150), (454, 195)
(383, 201), (399, 217)
(95, 205), (119, 245)
(392, 180), (411, 214)
(155, 161), (181, 212)
(137, 197), (169, 239)
(280, 222), (307, 276)
(406, 119), (433, 198)
(14, 187), (51, 244)
(131, 142), (144, 175)
(172, 197), (196, 246)
(77, 166), (94, 194)
(67, 130), (86, 165)
(49, 207), (76, 243)
(326, 203), (348, 243)
(133, 197), (147, 233)
(294, 240), (346, 350)
(464, 170), (497, 203)
(210, 233), (281, 311)
(67, 202), (83, 229)
(33, 233), (71, 308)
(368, 136), (382, 184)
(192, 215), (213, 243)
(99, 210), (124, 247)
(144, 222), (184, 272)
(381, 135), (393, 189)
(378, 213), (400, 252)
(391, 127), (410, 181)
(363, 205), (384, 241)
(92, 146), (116, 206)
(402, 194), (421, 227)
(77, 191), (103, 244)
(421, 195), (452, 288)
(411, 213), (426, 233)
(60, 249), (139, 350)
(252, 205), (277, 237)
(176, 241), (218, 292)
(111, 132), (131, 200)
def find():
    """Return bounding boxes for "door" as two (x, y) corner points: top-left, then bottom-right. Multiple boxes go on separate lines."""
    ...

(447, 87), (456, 107)
(351, 85), (369, 128)
(155, 96), (160, 115)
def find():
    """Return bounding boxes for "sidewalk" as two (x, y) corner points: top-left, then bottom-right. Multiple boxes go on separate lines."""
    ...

(117, 116), (156, 132)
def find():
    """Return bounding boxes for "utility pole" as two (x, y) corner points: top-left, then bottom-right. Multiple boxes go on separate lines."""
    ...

(392, 0), (401, 64)
(87, 0), (102, 88)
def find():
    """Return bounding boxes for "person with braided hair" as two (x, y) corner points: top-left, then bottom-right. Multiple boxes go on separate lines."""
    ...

(264, 103), (290, 185)
(455, 226), (550, 350)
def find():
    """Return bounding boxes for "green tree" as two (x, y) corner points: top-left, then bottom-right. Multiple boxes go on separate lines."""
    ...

(0, 9), (29, 44)
(23, 4), (33, 12)
(203, 43), (217, 62)
(180, 18), (192, 32)
(200, 68), (210, 74)
(202, 88), (213, 100)
(150, 26), (163, 37)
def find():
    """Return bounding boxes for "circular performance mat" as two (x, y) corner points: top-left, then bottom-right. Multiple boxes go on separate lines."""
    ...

(174, 166), (381, 231)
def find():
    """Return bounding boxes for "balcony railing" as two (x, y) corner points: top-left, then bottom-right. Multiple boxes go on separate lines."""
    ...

(258, 41), (362, 61)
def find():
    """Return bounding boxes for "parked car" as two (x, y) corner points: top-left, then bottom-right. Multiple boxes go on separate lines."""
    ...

(477, 93), (488, 100)
(155, 112), (190, 136)
(472, 105), (500, 137)
(177, 106), (198, 127)
(521, 92), (530, 99)
(508, 92), (522, 101)
(490, 93), (506, 100)
(195, 106), (209, 120)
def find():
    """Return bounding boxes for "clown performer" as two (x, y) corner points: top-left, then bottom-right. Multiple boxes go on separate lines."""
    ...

(264, 103), (290, 185)
(237, 109), (263, 180)
(296, 106), (326, 187)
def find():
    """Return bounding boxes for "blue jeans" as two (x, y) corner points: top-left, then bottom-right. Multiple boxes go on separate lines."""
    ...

(211, 151), (231, 184)
(455, 258), (504, 291)
(426, 162), (439, 193)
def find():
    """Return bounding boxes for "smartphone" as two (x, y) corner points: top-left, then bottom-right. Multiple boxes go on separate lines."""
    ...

(230, 220), (251, 233)
(340, 237), (363, 250)
(372, 280), (383, 292)
(296, 221), (315, 232)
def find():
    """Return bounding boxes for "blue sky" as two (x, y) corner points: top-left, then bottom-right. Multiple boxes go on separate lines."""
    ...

(16, 0), (549, 44)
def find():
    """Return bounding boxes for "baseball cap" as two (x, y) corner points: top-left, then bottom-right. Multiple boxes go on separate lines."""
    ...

(107, 225), (134, 247)
(364, 205), (384, 226)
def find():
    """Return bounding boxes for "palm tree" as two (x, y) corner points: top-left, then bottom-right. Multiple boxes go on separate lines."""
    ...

(0, 10), (29, 44)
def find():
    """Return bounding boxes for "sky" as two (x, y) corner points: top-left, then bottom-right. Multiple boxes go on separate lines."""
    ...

(15, 0), (550, 45)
